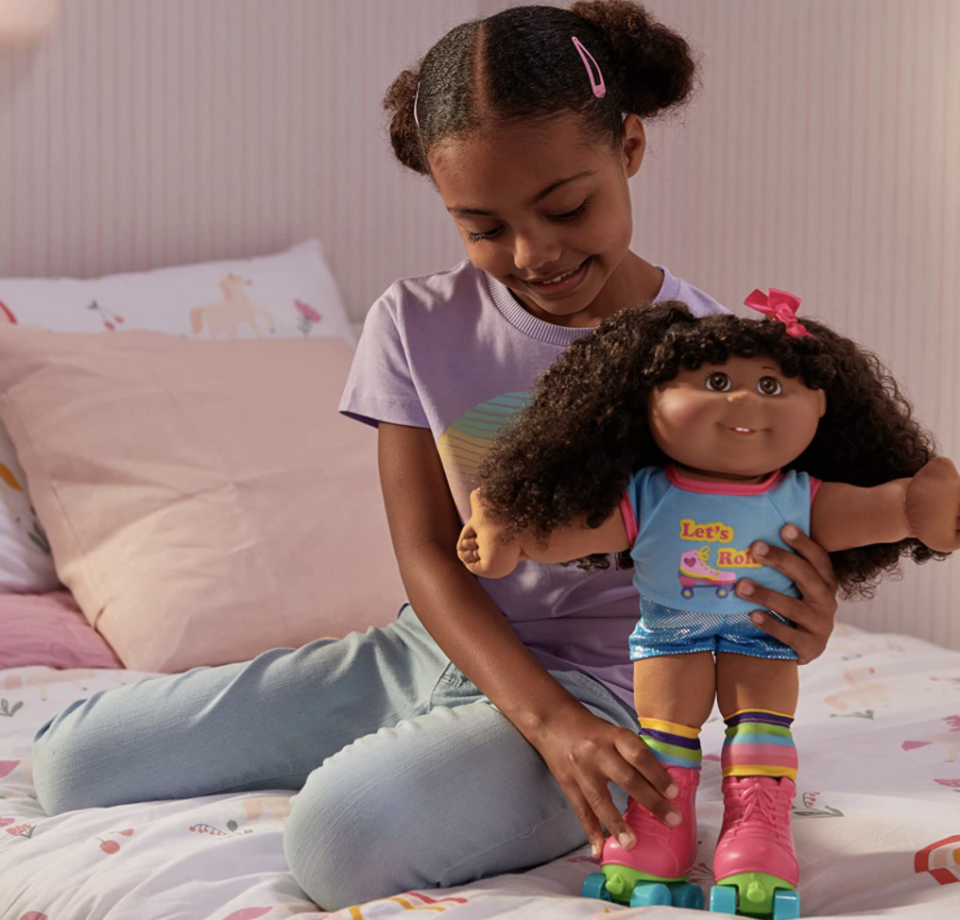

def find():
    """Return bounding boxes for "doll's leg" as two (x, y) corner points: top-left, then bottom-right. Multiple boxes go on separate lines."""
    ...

(710, 652), (800, 917)
(590, 651), (714, 909)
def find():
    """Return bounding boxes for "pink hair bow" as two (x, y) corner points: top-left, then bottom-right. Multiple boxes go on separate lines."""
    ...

(743, 288), (814, 338)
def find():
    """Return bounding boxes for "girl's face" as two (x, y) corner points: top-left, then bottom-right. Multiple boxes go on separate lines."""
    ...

(648, 353), (827, 482)
(428, 112), (645, 326)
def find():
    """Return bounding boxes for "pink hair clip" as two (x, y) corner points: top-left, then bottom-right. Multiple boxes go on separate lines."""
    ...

(571, 36), (606, 99)
(743, 288), (816, 339)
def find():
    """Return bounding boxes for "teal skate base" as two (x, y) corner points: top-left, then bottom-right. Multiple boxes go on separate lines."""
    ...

(581, 863), (704, 910)
(710, 872), (800, 919)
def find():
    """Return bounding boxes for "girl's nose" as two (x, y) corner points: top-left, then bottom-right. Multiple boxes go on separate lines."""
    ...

(513, 234), (561, 274)
(726, 390), (757, 404)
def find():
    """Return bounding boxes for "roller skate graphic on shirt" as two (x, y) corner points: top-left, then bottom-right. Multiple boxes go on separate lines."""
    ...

(679, 546), (736, 600)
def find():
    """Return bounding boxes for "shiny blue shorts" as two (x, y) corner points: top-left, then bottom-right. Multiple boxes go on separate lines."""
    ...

(629, 595), (798, 661)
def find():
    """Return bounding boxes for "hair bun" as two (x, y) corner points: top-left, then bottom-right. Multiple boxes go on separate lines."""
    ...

(382, 62), (430, 176)
(571, 0), (699, 117)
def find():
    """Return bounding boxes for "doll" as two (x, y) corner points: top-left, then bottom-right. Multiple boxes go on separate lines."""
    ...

(456, 289), (960, 918)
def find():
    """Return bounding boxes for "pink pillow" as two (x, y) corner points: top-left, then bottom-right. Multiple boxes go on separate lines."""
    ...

(0, 239), (355, 598)
(0, 591), (122, 670)
(0, 330), (405, 673)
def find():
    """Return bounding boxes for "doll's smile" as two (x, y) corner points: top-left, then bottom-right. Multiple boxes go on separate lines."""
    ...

(722, 424), (766, 436)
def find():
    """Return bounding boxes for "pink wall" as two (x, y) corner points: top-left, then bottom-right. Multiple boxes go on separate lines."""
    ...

(0, 0), (474, 312)
(1, 0), (958, 647)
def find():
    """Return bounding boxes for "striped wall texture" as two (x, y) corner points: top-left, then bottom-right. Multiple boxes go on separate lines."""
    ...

(0, 0), (958, 648)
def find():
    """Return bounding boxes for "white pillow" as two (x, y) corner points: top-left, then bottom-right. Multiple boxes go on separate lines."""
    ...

(0, 239), (353, 593)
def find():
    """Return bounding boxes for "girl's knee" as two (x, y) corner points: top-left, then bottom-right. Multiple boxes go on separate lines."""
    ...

(32, 715), (89, 815)
(283, 752), (423, 910)
(282, 708), (549, 909)
(31, 702), (118, 815)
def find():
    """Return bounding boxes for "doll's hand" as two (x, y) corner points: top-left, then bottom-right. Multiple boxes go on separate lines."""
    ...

(530, 703), (682, 860)
(905, 457), (960, 552)
(735, 525), (839, 665)
(457, 489), (524, 579)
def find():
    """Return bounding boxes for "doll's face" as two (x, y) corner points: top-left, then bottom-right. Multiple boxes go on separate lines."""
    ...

(647, 353), (827, 481)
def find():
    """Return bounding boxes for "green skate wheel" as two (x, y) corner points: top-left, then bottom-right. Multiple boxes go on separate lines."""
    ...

(629, 882), (672, 908)
(581, 872), (612, 901)
(773, 888), (801, 920)
(671, 881), (705, 910)
(709, 884), (738, 914)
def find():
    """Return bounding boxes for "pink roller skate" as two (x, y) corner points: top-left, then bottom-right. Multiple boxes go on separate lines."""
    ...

(679, 547), (737, 600)
(581, 765), (704, 910)
(709, 776), (801, 919)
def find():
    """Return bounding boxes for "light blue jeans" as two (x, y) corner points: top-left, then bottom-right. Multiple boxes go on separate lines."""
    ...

(31, 604), (638, 910)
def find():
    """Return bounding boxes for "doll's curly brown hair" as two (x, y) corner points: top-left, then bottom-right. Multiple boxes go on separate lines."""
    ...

(477, 302), (948, 599)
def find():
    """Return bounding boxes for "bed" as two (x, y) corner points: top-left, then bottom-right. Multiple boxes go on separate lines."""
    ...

(1, 591), (958, 919)
(0, 241), (956, 920)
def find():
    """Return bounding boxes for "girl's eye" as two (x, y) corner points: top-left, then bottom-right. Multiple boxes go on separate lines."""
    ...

(554, 202), (588, 221)
(467, 227), (502, 243)
(757, 376), (782, 396)
(465, 201), (589, 243)
(704, 372), (732, 392)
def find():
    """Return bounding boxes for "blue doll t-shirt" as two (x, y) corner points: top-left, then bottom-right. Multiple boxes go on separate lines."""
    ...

(621, 464), (822, 616)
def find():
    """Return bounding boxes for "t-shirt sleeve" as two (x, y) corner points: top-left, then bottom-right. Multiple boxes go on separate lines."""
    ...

(621, 467), (672, 546)
(620, 491), (639, 546)
(621, 469), (648, 546)
(338, 284), (431, 430)
(809, 475), (822, 504)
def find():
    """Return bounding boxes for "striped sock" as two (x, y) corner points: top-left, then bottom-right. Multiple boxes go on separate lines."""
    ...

(638, 718), (702, 770)
(721, 709), (798, 781)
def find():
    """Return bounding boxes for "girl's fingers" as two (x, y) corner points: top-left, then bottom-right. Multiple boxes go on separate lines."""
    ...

(734, 577), (814, 659)
(735, 578), (803, 625)
(780, 524), (840, 593)
(747, 611), (816, 664)
(734, 525), (840, 664)
(612, 734), (683, 829)
(561, 781), (606, 860)
(580, 776), (644, 851)
(745, 540), (832, 611)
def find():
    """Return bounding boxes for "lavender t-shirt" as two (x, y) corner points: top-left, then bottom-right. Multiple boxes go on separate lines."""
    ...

(339, 258), (727, 708)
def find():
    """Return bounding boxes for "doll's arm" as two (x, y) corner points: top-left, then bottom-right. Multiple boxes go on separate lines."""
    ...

(457, 487), (631, 579)
(811, 457), (960, 552)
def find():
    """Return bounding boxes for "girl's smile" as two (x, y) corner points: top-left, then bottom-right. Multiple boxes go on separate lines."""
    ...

(523, 255), (593, 296)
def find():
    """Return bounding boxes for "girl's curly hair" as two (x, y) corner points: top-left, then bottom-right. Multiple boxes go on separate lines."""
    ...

(477, 302), (948, 599)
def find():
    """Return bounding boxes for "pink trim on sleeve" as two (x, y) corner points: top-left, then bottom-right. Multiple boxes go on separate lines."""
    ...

(809, 476), (822, 504)
(620, 493), (639, 545)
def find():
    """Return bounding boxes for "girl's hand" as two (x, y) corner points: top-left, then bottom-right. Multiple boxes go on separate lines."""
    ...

(530, 703), (682, 860)
(457, 489), (524, 579)
(736, 524), (840, 665)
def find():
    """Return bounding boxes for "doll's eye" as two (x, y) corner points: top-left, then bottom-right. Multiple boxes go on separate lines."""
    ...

(757, 376), (783, 396)
(704, 372), (732, 392)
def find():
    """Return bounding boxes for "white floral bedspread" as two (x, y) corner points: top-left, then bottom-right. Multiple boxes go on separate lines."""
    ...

(2, 621), (959, 920)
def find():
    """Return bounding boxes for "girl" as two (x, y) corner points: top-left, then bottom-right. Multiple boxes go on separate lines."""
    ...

(30, 2), (840, 909)
(457, 294), (959, 913)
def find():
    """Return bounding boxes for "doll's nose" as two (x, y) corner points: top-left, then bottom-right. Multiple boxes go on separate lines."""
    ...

(725, 389), (758, 404)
